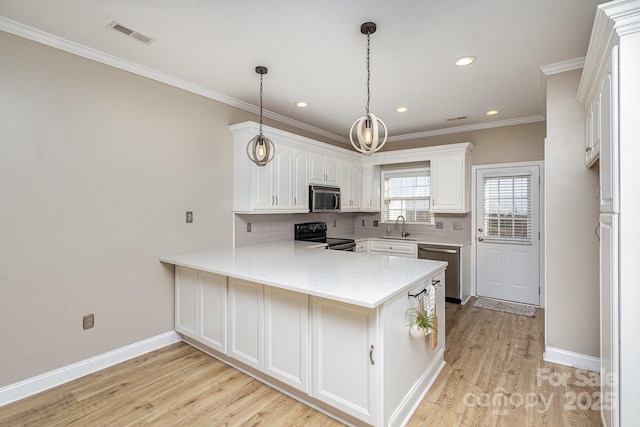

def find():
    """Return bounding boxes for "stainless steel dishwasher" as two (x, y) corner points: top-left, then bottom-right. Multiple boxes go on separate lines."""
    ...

(418, 245), (461, 303)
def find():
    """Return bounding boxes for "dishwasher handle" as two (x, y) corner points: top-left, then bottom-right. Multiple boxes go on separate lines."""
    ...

(419, 247), (457, 255)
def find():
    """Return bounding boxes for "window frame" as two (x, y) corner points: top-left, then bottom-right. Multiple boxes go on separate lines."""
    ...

(380, 167), (434, 225)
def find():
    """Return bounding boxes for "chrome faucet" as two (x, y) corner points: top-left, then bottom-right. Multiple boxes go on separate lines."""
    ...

(394, 215), (409, 238)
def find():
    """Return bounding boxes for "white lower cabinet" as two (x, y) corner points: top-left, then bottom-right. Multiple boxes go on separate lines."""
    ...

(311, 297), (378, 424)
(227, 279), (309, 393)
(368, 240), (417, 258)
(228, 278), (264, 371)
(175, 266), (198, 338)
(199, 271), (227, 354)
(265, 287), (309, 392)
(175, 266), (227, 354)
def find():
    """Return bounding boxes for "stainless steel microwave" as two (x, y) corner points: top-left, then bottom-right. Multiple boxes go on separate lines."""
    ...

(309, 185), (341, 212)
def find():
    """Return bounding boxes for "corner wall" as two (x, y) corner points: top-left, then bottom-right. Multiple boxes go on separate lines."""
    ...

(544, 69), (600, 362)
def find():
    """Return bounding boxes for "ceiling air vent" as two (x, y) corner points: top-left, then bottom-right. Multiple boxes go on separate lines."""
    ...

(445, 115), (469, 122)
(106, 20), (155, 45)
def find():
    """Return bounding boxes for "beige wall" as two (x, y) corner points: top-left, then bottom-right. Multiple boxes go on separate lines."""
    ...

(383, 121), (546, 165)
(0, 31), (337, 388)
(545, 69), (599, 358)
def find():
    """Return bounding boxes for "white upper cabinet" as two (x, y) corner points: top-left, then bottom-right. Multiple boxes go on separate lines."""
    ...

(231, 122), (472, 214)
(430, 150), (471, 213)
(340, 160), (363, 211)
(598, 46), (619, 214)
(309, 152), (340, 186)
(361, 162), (381, 211)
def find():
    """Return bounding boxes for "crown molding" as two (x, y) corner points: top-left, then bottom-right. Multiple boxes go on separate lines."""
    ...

(386, 115), (545, 142)
(577, 0), (640, 103)
(538, 58), (585, 118)
(0, 16), (348, 144)
(2, 16), (549, 146)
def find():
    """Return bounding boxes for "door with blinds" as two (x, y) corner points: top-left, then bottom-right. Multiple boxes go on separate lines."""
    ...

(475, 165), (540, 305)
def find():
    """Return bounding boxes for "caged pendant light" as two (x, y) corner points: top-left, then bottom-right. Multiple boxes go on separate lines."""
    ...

(350, 22), (387, 156)
(247, 66), (275, 167)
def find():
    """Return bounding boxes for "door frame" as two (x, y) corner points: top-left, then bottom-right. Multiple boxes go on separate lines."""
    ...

(471, 161), (545, 308)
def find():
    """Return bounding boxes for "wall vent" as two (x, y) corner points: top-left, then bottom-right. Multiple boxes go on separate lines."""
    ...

(445, 115), (469, 122)
(106, 20), (155, 45)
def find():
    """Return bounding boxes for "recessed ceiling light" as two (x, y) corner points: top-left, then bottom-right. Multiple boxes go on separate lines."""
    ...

(486, 110), (500, 115)
(295, 101), (309, 108)
(455, 56), (476, 66)
(395, 107), (409, 113)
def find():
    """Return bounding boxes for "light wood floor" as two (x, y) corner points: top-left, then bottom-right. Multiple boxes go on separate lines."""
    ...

(0, 299), (602, 426)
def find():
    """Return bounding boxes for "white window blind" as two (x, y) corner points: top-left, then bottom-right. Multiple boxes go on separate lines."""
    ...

(482, 175), (532, 243)
(382, 169), (432, 223)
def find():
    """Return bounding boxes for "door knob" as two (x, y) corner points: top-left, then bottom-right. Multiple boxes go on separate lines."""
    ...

(478, 228), (483, 232)
(478, 237), (484, 242)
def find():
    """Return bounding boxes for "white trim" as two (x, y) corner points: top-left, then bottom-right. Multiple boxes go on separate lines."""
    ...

(0, 331), (181, 407)
(387, 116), (545, 142)
(470, 161), (545, 307)
(1, 17), (545, 145)
(543, 347), (600, 372)
(539, 58), (586, 76)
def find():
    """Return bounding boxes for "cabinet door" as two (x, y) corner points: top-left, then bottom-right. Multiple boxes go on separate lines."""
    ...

(600, 46), (619, 214)
(600, 214), (619, 427)
(199, 272), (227, 354)
(274, 146), (293, 209)
(175, 266), (198, 338)
(252, 160), (275, 210)
(325, 156), (340, 186)
(339, 160), (352, 210)
(362, 163), (379, 211)
(350, 162), (363, 210)
(312, 297), (378, 424)
(309, 152), (325, 184)
(265, 287), (308, 392)
(431, 153), (465, 212)
(293, 149), (309, 210)
(228, 278), (264, 371)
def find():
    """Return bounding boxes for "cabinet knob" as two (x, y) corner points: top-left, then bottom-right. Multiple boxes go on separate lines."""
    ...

(586, 147), (592, 152)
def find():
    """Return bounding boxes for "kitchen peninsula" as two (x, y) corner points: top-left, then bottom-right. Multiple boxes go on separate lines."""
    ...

(160, 242), (446, 426)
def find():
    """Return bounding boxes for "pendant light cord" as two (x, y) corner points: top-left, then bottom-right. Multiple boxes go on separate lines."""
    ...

(259, 73), (264, 135)
(366, 30), (371, 115)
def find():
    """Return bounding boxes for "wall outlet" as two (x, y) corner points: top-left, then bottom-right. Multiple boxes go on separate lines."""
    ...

(453, 222), (462, 230)
(435, 222), (444, 229)
(361, 219), (366, 226)
(83, 314), (94, 330)
(247, 222), (252, 232)
(373, 220), (379, 227)
(333, 220), (337, 227)
(186, 211), (193, 223)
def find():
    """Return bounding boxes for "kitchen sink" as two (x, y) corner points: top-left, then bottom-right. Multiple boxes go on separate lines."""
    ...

(378, 236), (419, 241)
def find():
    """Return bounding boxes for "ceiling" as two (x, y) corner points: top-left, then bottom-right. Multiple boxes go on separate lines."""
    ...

(0, 0), (606, 143)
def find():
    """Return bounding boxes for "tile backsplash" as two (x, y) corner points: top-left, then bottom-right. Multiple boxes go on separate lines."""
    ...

(234, 211), (471, 247)
(234, 212), (356, 247)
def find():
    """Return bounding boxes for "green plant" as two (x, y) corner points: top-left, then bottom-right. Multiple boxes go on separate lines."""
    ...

(406, 307), (437, 341)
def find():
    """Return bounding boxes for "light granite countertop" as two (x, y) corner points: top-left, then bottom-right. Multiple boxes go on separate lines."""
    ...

(160, 242), (446, 309)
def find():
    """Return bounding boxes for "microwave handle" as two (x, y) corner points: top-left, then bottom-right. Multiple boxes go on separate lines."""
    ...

(333, 194), (339, 210)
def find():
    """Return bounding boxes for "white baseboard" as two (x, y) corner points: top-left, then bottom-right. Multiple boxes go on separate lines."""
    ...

(543, 346), (600, 372)
(0, 331), (181, 407)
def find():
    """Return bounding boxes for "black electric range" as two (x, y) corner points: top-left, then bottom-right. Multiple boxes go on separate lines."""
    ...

(294, 222), (356, 251)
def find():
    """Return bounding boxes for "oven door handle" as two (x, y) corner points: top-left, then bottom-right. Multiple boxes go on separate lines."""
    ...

(328, 242), (356, 251)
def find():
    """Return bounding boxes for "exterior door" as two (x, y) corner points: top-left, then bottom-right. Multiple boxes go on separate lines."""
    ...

(475, 165), (540, 305)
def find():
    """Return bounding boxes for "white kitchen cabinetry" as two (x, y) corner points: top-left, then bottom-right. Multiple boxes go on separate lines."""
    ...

(292, 149), (309, 210)
(309, 152), (340, 186)
(311, 297), (378, 424)
(264, 287), (309, 393)
(355, 240), (368, 253)
(577, 3), (640, 425)
(175, 266), (198, 338)
(362, 162), (381, 211)
(199, 271), (228, 354)
(340, 160), (363, 211)
(368, 240), (417, 258)
(252, 145), (309, 212)
(430, 151), (470, 213)
(175, 267), (227, 354)
(228, 278), (264, 371)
